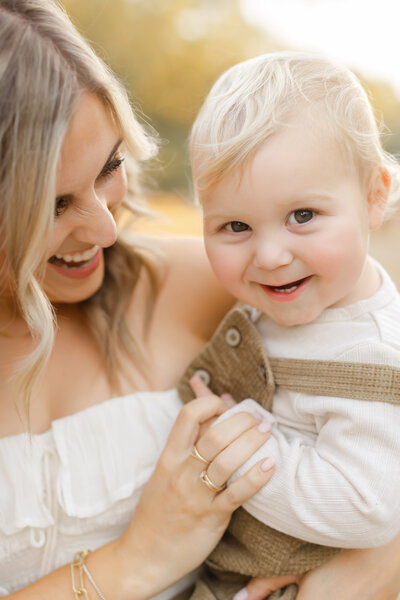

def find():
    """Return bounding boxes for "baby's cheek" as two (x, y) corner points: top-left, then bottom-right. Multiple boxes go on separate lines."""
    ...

(308, 233), (364, 286)
(206, 246), (243, 290)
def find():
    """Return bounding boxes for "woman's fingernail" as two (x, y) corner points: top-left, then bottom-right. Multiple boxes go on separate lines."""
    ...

(233, 588), (248, 600)
(258, 420), (271, 433)
(221, 394), (236, 408)
(221, 393), (235, 407)
(260, 457), (275, 472)
(252, 410), (263, 421)
(190, 376), (200, 384)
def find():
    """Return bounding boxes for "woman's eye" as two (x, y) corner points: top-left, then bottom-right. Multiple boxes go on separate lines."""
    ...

(55, 196), (69, 217)
(224, 221), (250, 233)
(288, 209), (314, 225)
(99, 154), (125, 179)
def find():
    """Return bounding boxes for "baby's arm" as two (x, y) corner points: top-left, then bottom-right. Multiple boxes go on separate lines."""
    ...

(223, 346), (400, 548)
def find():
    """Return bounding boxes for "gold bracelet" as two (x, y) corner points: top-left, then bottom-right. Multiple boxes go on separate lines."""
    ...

(71, 550), (108, 600)
(71, 550), (90, 600)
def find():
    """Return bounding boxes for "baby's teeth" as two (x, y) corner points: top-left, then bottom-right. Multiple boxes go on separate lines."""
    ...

(274, 285), (297, 293)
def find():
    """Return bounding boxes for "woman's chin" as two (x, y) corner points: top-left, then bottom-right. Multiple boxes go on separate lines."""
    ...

(43, 254), (105, 304)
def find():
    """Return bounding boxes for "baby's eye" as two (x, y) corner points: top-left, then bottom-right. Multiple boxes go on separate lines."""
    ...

(54, 196), (69, 217)
(224, 221), (251, 233)
(287, 209), (314, 225)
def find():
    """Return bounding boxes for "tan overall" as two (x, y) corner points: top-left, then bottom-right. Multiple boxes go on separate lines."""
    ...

(177, 305), (400, 600)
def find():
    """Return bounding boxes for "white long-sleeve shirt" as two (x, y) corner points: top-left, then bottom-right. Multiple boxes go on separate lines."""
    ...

(225, 261), (400, 548)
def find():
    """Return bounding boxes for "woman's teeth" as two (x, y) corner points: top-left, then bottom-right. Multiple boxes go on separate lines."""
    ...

(54, 245), (99, 264)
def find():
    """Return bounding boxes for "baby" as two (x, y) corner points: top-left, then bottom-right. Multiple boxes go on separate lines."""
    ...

(182, 52), (400, 599)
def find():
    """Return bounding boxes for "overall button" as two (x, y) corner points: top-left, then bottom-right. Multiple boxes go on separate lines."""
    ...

(193, 369), (211, 386)
(225, 327), (241, 347)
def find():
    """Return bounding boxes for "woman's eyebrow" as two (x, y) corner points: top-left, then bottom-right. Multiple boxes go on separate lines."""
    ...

(101, 138), (123, 171)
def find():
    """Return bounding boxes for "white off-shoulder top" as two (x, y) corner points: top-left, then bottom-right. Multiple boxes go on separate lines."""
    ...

(0, 388), (197, 598)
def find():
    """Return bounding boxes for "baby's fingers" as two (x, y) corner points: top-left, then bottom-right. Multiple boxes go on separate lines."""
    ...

(216, 457), (275, 513)
(234, 574), (302, 600)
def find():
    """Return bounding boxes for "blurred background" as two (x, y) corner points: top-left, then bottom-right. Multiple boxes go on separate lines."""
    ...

(61, 0), (400, 285)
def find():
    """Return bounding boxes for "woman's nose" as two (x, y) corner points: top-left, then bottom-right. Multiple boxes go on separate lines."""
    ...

(74, 192), (118, 248)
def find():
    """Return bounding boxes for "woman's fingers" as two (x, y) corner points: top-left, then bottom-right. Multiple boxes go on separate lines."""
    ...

(196, 411), (263, 462)
(205, 418), (272, 487)
(165, 395), (232, 457)
(215, 457), (275, 512)
(234, 575), (302, 600)
(189, 376), (217, 398)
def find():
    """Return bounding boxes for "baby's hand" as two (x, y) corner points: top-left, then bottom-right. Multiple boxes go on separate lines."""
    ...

(234, 574), (302, 600)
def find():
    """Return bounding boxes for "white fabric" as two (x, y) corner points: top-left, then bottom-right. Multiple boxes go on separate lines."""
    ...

(0, 389), (193, 596)
(225, 261), (400, 548)
(2, 260), (400, 594)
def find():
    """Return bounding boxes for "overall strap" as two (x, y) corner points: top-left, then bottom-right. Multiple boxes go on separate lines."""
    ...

(270, 357), (400, 403)
(178, 304), (400, 408)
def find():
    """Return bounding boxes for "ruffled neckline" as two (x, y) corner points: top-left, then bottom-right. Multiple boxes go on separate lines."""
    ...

(0, 389), (182, 535)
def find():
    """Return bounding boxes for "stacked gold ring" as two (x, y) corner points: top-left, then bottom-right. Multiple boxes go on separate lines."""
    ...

(199, 470), (226, 493)
(191, 445), (210, 466)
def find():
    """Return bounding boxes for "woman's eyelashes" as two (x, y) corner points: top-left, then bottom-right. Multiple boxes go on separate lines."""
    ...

(55, 195), (70, 217)
(99, 153), (125, 179)
(224, 221), (251, 233)
(54, 153), (125, 217)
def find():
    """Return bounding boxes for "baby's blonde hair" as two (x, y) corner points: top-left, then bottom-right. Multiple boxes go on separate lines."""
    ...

(190, 51), (400, 213)
(0, 0), (157, 417)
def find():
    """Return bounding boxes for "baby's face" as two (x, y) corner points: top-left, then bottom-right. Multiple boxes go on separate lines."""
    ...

(200, 116), (383, 326)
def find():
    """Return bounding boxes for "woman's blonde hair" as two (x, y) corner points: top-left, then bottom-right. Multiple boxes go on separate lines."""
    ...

(190, 51), (400, 212)
(0, 0), (158, 417)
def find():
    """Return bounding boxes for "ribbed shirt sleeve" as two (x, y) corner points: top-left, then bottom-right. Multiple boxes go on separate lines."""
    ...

(229, 338), (400, 548)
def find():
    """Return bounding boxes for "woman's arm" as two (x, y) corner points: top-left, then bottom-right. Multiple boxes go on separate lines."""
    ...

(8, 394), (274, 599)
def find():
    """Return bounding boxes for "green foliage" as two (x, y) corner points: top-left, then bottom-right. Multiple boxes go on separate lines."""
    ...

(61, 0), (400, 191)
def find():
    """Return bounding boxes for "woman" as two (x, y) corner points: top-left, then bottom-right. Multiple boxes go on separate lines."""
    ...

(1, 1), (399, 599)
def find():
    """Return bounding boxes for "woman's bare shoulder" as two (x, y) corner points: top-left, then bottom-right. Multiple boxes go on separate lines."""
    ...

(150, 235), (234, 339)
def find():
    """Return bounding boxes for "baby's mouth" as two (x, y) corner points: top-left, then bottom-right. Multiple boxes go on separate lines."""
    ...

(267, 276), (310, 293)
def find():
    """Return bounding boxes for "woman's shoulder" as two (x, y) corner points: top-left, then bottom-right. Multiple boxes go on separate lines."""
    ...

(137, 235), (234, 339)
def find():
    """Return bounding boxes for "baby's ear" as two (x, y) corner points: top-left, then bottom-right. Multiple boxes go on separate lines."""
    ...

(367, 168), (390, 231)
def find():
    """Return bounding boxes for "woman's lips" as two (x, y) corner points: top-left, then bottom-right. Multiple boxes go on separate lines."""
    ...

(47, 247), (102, 279)
(261, 276), (311, 302)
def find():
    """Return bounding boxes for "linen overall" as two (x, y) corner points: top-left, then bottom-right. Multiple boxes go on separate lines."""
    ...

(177, 305), (400, 600)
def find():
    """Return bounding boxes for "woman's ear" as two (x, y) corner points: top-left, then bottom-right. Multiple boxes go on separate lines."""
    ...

(367, 168), (390, 231)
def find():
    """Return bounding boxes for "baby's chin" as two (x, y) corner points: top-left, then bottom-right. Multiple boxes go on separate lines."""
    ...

(251, 303), (324, 328)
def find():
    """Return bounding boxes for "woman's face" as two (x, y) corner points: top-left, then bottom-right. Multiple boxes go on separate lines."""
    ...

(43, 92), (127, 304)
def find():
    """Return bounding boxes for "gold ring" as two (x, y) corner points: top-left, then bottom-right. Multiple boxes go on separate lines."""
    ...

(191, 445), (210, 466)
(199, 470), (226, 493)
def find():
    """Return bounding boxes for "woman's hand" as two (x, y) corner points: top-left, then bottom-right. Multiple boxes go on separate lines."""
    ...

(118, 380), (275, 599)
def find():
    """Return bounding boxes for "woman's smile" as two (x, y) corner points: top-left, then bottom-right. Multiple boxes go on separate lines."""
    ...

(47, 245), (102, 279)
